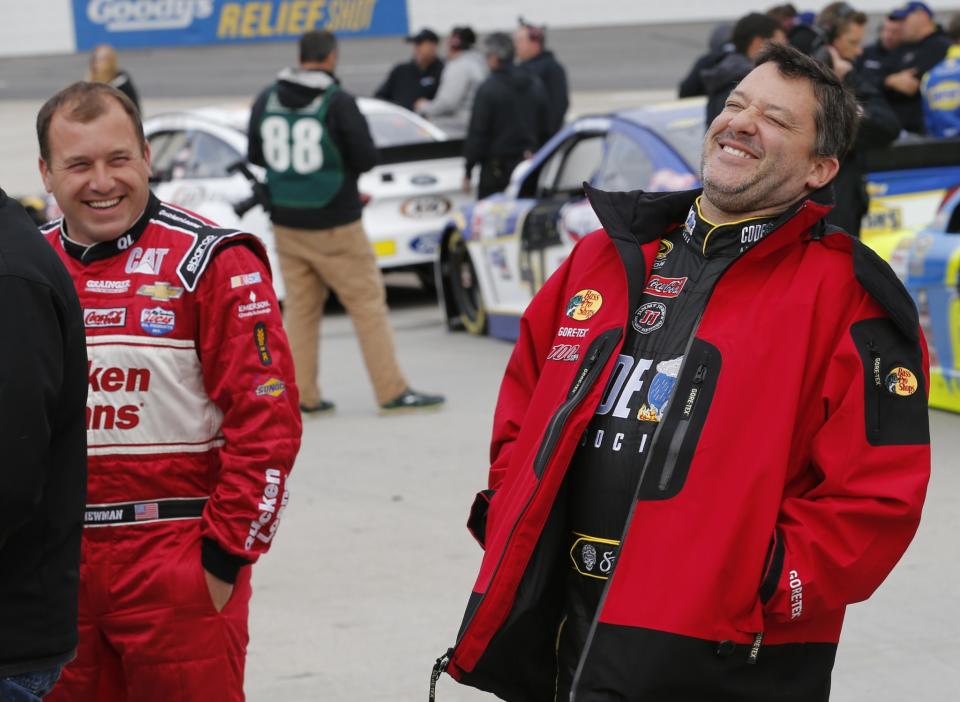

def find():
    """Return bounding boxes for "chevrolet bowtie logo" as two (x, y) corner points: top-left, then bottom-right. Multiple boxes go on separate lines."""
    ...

(137, 282), (184, 301)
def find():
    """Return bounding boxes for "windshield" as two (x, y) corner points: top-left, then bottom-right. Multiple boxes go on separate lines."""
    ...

(659, 115), (705, 172)
(364, 112), (438, 148)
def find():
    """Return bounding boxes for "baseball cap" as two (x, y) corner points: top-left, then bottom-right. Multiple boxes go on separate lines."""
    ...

(888, 2), (933, 20)
(406, 28), (439, 44)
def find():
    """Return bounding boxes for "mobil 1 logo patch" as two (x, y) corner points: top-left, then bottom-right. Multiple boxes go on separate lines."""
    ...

(632, 301), (666, 334)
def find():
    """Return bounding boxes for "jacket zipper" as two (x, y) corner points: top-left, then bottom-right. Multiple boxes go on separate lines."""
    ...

(434, 328), (621, 695)
(571, 245), (751, 695)
(866, 339), (882, 435)
(658, 358), (708, 491)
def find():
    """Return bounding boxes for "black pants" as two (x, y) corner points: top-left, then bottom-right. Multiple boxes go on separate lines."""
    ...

(478, 156), (524, 199)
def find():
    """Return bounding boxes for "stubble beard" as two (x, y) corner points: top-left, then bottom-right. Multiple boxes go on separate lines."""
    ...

(700, 149), (784, 214)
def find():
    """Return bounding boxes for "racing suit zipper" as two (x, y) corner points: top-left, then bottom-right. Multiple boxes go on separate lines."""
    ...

(436, 328), (621, 693)
(658, 357), (708, 491)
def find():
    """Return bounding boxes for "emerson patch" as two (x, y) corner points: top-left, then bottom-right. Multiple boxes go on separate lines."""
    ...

(850, 318), (929, 446)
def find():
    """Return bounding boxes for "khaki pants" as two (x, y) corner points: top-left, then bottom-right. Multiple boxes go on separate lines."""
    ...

(274, 220), (407, 406)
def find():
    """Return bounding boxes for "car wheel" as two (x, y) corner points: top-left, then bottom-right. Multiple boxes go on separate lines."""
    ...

(446, 230), (487, 335)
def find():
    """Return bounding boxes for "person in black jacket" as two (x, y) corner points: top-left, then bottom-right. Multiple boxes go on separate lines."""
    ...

(374, 28), (444, 110)
(88, 44), (140, 112)
(702, 13), (787, 125)
(881, 1), (952, 133)
(465, 32), (550, 199)
(816, 2), (900, 237)
(514, 18), (569, 137)
(248, 30), (444, 415)
(0, 189), (87, 698)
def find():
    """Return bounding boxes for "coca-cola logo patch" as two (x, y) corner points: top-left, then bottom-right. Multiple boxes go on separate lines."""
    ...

(643, 275), (687, 298)
(84, 308), (126, 328)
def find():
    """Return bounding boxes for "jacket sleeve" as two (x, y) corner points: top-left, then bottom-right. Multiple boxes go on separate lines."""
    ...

(194, 243), (303, 583)
(0, 276), (63, 548)
(759, 293), (930, 623)
(419, 60), (469, 118)
(374, 66), (397, 102)
(464, 84), (493, 177)
(247, 89), (269, 168)
(331, 93), (379, 175)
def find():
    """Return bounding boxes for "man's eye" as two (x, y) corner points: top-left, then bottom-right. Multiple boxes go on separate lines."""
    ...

(111, 156), (130, 164)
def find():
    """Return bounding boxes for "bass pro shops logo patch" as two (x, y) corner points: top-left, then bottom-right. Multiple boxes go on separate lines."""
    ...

(566, 289), (603, 321)
(885, 366), (918, 396)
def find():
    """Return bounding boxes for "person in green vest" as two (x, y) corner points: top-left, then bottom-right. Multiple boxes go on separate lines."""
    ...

(248, 30), (445, 415)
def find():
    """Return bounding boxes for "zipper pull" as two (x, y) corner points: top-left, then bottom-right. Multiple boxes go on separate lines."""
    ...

(429, 648), (453, 701)
(747, 631), (764, 665)
(693, 363), (707, 384)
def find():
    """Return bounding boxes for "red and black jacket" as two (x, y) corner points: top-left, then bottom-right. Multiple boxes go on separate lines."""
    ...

(440, 186), (930, 702)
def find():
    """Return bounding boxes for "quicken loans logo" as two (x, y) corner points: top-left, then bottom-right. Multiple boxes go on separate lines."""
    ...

(87, 0), (214, 32)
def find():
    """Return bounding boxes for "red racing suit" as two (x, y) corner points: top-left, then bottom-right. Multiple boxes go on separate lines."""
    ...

(43, 195), (301, 701)
(441, 186), (930, 702)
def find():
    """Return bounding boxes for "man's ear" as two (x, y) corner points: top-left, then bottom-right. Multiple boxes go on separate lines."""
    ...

(39, 157), (53, 194)
(806, 155), (840, 191)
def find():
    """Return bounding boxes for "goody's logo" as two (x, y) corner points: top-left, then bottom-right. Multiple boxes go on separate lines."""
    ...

(140, 307), (176, 336)
(85, 0), (214, 32)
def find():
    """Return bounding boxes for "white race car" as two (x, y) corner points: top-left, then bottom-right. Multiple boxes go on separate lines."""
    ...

(143, 98), (468, 297)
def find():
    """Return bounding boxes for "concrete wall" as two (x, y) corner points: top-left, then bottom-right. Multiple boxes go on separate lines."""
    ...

(0, 0), (75, 56)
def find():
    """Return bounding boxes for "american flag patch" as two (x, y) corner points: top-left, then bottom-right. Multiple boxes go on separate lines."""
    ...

(134, 502), (159, 521)
(230, 272), (262, 289)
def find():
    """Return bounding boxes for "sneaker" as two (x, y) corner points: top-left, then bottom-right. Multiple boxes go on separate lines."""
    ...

(379, 388), (445, 414)
(300, 400), (335, 415)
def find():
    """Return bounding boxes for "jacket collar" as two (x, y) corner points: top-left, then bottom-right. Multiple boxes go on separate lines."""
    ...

(584, 183), (836, 261)
(60, 193), (159, 264)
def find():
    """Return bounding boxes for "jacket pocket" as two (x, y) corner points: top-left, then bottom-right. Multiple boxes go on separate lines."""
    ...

(467, 489), (497, 549)
(637, 338), (721, 500)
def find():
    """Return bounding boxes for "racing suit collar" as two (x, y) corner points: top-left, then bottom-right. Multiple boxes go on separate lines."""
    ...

(682, 197), (785, 259)
(60, 192), (159, 264)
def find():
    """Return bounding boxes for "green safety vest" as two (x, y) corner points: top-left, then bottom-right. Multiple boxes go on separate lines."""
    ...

(258, 84), (344, 208)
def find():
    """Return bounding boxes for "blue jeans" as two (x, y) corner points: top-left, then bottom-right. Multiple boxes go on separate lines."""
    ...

(0, 666), (63, 702)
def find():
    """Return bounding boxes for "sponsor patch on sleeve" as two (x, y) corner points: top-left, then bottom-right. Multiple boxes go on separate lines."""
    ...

(231, 272), (263, 289)
(254, 322), (272, 366)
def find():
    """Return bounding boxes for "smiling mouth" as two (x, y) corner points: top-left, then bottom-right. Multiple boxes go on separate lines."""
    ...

(86, 197), (122, 210)
(721, 144), (757, 159)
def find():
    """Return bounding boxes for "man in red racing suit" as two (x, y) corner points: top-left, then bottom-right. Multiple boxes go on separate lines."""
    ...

(38, 82), (301, 700)
(436, 44), (930, 702)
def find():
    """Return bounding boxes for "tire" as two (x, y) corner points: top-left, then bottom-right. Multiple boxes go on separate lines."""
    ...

(446, 230), (487, 335)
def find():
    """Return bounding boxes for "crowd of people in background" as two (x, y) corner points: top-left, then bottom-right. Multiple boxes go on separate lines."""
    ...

(676, 1), (959, 236)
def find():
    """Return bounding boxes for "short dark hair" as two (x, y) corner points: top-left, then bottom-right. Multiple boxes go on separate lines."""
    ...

(732, 12), (783, 54)
(754, 42), (859, 159)
(300, 30), (337, 63)
(485, 32), (515, 65)
(818, 2), (867, 42)
(36, 81), (144, 162)
(450, 26), (477, 50)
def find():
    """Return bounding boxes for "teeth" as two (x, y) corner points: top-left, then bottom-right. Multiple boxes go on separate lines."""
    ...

(722, 145), (752, 159)
(88, 198), (120, 209)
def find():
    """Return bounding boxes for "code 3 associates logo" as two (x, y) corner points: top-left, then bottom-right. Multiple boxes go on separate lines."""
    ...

(86, 0), (214, 31)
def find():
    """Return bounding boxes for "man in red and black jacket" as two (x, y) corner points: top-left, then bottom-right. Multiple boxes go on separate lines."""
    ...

(37, 81), (302, 701)
(437, 43), (930, 702)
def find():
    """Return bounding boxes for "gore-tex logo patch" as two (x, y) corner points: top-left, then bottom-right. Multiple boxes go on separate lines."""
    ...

(643, 275), (687, 298)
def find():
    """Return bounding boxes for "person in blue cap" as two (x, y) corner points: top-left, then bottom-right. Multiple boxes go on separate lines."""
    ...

(882, 1), (952, 133)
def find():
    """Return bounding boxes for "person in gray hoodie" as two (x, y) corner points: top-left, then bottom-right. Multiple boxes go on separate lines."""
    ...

(415, 27), (488, 137)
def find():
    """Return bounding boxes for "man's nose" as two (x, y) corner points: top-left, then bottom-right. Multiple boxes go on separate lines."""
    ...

(89, 162), (115, 192)
(725, 105), (760, 134)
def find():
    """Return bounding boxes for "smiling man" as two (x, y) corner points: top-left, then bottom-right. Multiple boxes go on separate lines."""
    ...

(438, 43), (930, 702)
(36, 81), (302, 702)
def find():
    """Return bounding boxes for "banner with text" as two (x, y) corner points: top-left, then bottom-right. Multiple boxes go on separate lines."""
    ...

(72, 0), (409, 50)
